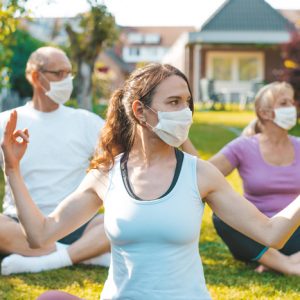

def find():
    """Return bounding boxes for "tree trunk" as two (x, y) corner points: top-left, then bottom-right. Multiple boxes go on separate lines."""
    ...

(76, 61), (93, 111)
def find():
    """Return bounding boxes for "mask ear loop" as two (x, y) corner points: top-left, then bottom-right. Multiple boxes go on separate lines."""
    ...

(38, 71), (50, 93)
(137, 101), (157, 129)
(144, 104), (157, 115)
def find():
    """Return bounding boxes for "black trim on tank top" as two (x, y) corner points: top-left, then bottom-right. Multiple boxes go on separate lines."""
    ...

(120, 148), (184, 201)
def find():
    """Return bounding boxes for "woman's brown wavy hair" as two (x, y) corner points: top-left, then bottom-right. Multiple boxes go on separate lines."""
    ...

(89, 63), (194, 172)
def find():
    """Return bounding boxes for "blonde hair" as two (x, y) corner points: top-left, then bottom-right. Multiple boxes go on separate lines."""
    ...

(254, 82), (294, 117)
(242, 82), (294, 136)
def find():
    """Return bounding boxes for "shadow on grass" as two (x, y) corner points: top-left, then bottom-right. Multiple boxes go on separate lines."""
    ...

(0, 264), (108, 300)
(0, 264), (108, 289)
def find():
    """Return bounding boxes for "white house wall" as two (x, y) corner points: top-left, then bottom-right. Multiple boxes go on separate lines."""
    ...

(122, 46), (169, 63)
(161, 33), (189, 72)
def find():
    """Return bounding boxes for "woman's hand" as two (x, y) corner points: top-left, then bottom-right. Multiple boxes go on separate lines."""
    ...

(1, 110), (29, 174)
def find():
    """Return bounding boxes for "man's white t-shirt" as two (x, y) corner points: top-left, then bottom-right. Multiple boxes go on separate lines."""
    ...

(0, 102), (105, 217)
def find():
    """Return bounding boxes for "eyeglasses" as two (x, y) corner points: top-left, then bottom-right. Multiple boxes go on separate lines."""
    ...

(40, 69), (74, 78)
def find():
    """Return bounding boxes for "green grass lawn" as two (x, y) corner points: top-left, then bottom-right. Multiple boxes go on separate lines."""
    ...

(0, 110), (299, 300)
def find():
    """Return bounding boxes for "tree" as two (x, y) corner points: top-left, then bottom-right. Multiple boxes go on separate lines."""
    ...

(0, 0), (27, 89)
(281, 31), (300, 104)
(65, 0), (119, 110)
(8, 29), (46, 98)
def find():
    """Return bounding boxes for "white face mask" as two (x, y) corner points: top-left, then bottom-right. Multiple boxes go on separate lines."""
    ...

(41, 74), (73, 105)
(273, 106), (297, 130)
(145, 106), (193, 147)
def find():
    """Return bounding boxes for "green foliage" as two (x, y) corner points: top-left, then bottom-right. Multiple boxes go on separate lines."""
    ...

(8, 29), (46, 98)
(65, 98), (79, 109)
(93, 103), (107, 118)
(65, 1), (119, 109)
(65, 1), (118, 65)
(282, 31), (300, 102)
(92, 72), (111, 102)
(0, 111), (299, 299)
(0, 0), (27, 89)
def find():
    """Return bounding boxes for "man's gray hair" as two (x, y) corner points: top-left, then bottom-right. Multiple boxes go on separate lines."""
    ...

(25, 47), (67, 83)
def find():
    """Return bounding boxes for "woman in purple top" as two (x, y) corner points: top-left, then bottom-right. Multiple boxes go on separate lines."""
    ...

(210, 82), (300, 276)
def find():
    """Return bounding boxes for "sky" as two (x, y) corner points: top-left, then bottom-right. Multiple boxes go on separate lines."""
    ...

(25, 0), (300, 29)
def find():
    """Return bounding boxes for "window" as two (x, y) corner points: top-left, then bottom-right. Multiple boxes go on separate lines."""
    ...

(128, 33), (143, 44)
(144, 34), (160, 44)
(207, 52), (263, 82)
(129, 47), (140, 56)
(238, 58), (259, 81)
(212, 57), (232, 80)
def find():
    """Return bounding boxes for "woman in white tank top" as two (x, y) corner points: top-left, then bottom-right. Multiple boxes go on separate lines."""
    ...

(2, 64), (300, 300)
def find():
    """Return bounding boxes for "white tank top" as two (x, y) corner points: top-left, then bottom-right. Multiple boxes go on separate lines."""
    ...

(101, 151), (211, 300)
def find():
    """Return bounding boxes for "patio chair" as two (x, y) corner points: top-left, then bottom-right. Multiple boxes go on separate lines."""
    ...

(199, 78), (225, 110)
(239, 79), (264, 110)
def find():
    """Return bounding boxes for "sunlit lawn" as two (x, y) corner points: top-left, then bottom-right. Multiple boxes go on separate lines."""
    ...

(0, 110), (299, 299)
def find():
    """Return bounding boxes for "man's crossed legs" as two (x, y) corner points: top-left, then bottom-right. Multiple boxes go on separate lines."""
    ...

(0, 213), (110, 275)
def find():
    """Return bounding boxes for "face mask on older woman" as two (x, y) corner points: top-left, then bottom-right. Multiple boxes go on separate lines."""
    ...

(273, 106), (297, 130)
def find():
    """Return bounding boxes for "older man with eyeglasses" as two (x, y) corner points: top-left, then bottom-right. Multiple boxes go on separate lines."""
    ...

(0, 46), (111, 275)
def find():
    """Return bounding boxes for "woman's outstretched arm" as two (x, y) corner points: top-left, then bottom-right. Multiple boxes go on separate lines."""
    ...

(198, 159), (300, 249)
(209, 153), (235, 176)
